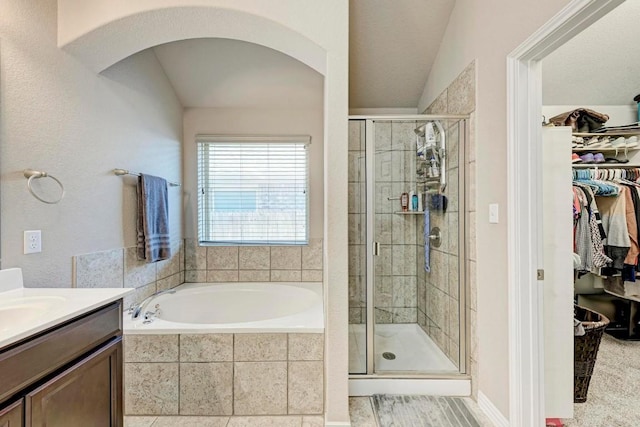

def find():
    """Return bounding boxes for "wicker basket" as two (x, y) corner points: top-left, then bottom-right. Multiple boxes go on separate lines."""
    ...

(574, 305), (609, 403)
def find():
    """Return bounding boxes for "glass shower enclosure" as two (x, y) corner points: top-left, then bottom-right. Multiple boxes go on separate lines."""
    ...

(348, 116), (468, 377)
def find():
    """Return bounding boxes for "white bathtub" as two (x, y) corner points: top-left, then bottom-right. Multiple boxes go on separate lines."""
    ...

(123, 282), (323, 334)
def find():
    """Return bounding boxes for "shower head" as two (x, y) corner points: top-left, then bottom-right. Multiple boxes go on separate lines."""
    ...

(414, 124), (426, 137)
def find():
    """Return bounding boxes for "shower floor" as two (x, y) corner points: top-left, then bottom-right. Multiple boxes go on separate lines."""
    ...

(349, 323), (458, 374)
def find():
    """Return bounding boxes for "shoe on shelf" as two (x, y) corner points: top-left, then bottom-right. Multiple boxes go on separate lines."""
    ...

(585, 136), (601, 147)
(599, 136), (611, 148)
(572, 136), (584, 144)
(626, 136), (638, 148)
(593, 153), (605, 163)
(611, 136), (627, 149)
(572, 153), (582, 163)
(580, 153), (595, 163)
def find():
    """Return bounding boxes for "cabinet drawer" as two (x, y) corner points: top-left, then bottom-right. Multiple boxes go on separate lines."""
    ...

(0, 399), (23, 427)
(0, 302), (121, 403)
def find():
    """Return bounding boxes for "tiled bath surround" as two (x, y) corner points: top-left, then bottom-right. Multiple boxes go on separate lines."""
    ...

(123, 333), (324, 416)
(183, 238), (323, 284)
(73, 242), (185, 309)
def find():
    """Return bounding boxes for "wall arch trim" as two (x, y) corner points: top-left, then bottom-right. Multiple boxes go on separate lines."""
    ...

(59, 6), (327, 75)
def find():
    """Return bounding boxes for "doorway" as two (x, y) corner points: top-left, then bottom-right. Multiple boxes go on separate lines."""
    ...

(507, 0), (627, 426)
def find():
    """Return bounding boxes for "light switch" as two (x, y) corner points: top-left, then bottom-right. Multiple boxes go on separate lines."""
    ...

(489, 204), (499, 224)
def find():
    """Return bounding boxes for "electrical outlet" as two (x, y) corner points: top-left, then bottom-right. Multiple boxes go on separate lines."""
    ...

(24, 230), (42, 254)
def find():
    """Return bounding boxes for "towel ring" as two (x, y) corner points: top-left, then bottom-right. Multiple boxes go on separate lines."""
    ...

(23, 169), (65, 204)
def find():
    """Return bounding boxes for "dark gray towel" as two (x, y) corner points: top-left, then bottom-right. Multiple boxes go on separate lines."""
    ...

(137, 174), (171, 262)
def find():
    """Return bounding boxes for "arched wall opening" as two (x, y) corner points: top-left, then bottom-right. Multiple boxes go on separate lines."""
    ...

(56, 2), (349, 425)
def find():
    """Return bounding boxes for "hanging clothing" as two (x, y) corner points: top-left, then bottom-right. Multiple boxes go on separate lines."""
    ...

(597, 187), (631, 269)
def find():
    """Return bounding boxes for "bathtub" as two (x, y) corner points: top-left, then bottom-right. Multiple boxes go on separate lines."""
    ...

(123, 281), (324, 334)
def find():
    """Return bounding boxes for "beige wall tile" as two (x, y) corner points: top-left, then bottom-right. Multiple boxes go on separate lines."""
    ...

(207, 270), (239, 282)
(207, 247), (238, 270)
(123, 282), (157, 310)
(348, 120), (364, 151)
(271, 246), (301, 270)
(239, 270), (271, 282)
(302, 239), (323, 270)
(185, 270), (206, 283)
(447, 61), (476, 115)
(349, 397), (377, 425)
(124, 335), (179, 363)
(180, 363), (233, 415)
(234, 362), (287, 415)
(157, 250), (180, 280)
(180, 334), (233, 362)
(426, 89), (448, 114)
(185, 239), (206, 270)
(448, 255), (459, 300)
(270, 270), (302, 282)
(74, 248), (124, 288)
(469, 260), (477, 311)
(288, 361), (323, 414)
(235, 334), (287, 361)
(301, 270), (322, 282)
(124, 247), (157, 288)
(124, 363), (178, 415)
(288, 334), (323, 361)
(468, 112), (476, 163)
(468, 161), (476, 212)
(469, 212), (476, 261)
(302, 416), (325, 427)
(239, 247), (270, 270)
(151, 416), (228, 427)
(157, 273), (181, 291)
(123, 416), (157, 427)
(227, 416), (302, 427)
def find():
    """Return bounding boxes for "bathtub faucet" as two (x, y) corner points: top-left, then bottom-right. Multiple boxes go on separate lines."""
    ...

(130, 288), (176, 320)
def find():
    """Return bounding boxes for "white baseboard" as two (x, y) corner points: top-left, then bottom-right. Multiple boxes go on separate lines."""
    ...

(324, 421), (351, 427)
(478, 391), (509, 427)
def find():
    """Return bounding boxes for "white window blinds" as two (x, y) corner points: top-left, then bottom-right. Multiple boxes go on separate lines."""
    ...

(197, 136), (310, 245)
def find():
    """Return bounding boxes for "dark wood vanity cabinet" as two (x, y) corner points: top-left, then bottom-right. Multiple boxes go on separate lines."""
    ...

(0, 301), (123, 427)
(0, 399), (23, 427)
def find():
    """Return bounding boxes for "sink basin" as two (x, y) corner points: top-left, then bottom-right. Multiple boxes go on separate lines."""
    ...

(0, 296), (67, 333)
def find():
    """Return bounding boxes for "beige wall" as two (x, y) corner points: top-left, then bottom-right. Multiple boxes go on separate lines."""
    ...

(0, 0), (183, 288)
(418, 0), (573, 419)
(183, 107), (324, 240)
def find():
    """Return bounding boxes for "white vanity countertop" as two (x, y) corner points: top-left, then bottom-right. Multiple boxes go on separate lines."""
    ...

(0, 286), (133, 350)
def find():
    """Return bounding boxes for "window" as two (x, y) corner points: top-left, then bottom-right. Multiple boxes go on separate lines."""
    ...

(197, 135), (310, 245)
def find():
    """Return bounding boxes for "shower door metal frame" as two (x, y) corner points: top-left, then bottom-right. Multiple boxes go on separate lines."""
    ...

(352, 114), (470, 379)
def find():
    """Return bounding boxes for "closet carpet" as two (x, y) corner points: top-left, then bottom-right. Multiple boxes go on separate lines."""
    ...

(564, 334), (640, 427)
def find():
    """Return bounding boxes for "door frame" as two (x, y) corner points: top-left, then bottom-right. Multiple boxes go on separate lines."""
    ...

(506, 0), (624, 425)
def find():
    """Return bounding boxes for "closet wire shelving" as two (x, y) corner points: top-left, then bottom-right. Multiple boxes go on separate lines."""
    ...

(572, 131), (640, 169)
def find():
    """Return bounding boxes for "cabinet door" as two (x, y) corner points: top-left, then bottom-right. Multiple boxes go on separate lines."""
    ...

(0, 399), (23, 427)
(25, 338), (122, 427)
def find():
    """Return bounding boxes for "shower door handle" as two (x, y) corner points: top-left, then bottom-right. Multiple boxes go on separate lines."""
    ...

(374, 242), (380, 256)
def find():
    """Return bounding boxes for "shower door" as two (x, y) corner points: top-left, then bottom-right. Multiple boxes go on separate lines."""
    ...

(348, 117), (466, 376)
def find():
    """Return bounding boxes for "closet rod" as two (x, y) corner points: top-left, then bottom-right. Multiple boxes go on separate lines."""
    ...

(113, 168), (180, 187)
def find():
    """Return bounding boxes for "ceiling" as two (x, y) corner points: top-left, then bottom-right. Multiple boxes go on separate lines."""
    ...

(153, 38), (324, 109)
(150, 1), (456, 110)
(349, 0), (456, 109)
(542, 0), (640, 106)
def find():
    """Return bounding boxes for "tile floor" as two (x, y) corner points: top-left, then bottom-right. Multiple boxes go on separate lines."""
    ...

(349, 323), (458, 373)
(125, 397), (492, 427)
(124, 415), (324, 427)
